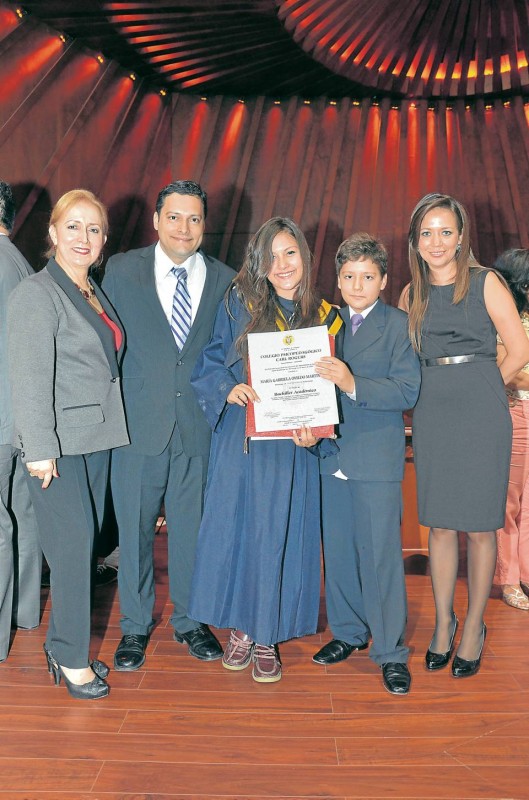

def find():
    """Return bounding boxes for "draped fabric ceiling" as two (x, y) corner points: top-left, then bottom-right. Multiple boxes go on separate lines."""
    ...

(1, 0), (529, 302)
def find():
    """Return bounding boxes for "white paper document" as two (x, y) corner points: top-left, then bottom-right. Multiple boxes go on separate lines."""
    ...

(247, 325), (339, 434)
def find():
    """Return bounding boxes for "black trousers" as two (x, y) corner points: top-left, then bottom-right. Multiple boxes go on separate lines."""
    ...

(25, 450), (109, 668)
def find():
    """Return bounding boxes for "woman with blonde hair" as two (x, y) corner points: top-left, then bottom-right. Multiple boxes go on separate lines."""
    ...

(7, 189), (128, 698)
(399, 193), (529, 677)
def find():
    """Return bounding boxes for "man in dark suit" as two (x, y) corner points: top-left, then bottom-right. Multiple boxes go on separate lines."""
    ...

(313, 233), (421, 695)
(103, 181), (236, 670)
(0, 180), (41, 661)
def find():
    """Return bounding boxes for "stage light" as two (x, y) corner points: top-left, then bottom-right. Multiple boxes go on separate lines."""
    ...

(159, 88), (167, 97)
(352, 100), (360, 106)
(503, 100), (510, 107)
(58, 33), (67, 43)
(96, 54), (104, 64)
(200, 96), (207, 101)
(303, 99), (311, 105)
(15, 7), (26, 18)
(273, 100), (281, 105)
(329, 100), (337, 106)
(238, 98), (245, 103)
(129, 72), (136, 81)
(485, 103), (492, 110)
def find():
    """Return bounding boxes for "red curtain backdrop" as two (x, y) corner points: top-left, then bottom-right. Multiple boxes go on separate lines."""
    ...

(1, 6), (529, 305)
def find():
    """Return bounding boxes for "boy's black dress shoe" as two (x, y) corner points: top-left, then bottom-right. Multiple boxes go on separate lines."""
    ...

(312, 639), (368, 664)
(114, 634), (149, 671)
(173, 624), (223, 661)
(452, 624), (486, 678)
(381, 662), (411, 695)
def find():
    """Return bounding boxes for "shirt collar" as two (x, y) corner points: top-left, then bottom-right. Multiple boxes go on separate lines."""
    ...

(348, 299), (378, 320)
(155, 241), (199, 278)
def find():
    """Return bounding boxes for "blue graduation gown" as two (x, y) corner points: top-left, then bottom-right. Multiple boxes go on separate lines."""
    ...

(188, 291), (323, 645)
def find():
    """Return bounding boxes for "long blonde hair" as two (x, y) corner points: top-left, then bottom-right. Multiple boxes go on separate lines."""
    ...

(407, 193), (479, 350)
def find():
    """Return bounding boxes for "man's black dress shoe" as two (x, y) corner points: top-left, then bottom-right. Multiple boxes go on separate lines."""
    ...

(173, 624), (223, 661)
(381, 662), (411, 695)
(452, 624), (486, 678)
(312, 639), (368, 665)
(114, 634), (149, 671)
(425, 613), (459, 671)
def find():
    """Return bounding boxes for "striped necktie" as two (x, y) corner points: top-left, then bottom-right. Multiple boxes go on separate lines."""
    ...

(170, 266), (191, 349)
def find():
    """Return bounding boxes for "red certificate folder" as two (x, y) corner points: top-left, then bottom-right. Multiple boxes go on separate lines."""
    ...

(245, 334), (337, 440)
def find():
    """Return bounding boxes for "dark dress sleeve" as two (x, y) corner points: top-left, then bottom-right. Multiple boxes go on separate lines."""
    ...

(191, 291), (246, 431)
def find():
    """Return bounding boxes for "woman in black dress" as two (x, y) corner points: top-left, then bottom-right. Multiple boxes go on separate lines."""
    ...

(399, 193), (529, 677)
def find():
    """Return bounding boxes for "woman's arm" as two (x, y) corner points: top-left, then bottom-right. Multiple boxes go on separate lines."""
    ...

(497, 342), (529, 390)
(398, 283), (410, 312)
(485, 272), (529, 384)
(7, 278), (61, 464)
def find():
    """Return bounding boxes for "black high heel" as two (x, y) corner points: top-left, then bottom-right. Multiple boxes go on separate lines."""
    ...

(44, 644), (109, 679)
(451, 623), (487, 678)
(44, 647), (109, 699)
(425, 613), (459, 671)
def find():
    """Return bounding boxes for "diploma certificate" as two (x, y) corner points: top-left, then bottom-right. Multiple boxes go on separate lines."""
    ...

(246, 325), (339, 435)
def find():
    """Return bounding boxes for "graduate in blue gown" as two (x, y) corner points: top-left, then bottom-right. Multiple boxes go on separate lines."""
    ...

(189, 217), (342, 683)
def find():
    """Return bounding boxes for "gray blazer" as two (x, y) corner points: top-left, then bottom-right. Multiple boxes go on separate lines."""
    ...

(103, 244), (235, 457)
(0, 236), (33, 445)
(320, 301), (421, 482)
(7, 258), (129, 463)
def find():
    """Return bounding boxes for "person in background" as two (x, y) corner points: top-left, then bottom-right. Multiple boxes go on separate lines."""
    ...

(7, 189), (129, 698)
(189, 217), (342, 683)
(493, 248), (529, 610)
(103, 181), (235, 672)
(399, 193), (529, 678)
(0, 180), (41, 662)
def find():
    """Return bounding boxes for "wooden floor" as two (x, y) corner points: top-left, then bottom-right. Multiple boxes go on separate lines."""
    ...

(0, 533), (528, 800)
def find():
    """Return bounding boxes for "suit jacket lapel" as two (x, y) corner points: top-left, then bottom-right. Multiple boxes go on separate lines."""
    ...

(179, 251), (223, 356)
(138, 246), (178, 350)
(342, 301), (385, 361)
(46, 258), (120, 378)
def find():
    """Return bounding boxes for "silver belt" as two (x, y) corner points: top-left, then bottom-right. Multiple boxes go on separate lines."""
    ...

(423, 354), (490, 367)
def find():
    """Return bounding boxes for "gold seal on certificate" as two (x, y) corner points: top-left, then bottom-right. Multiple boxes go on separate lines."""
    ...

(245, 325), (339, 438)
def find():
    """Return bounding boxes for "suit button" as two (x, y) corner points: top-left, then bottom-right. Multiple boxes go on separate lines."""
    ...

(20, 451), (25, 457)
(111, 378), (117, 383)
(176, 392), (182, 397)
(177, 360), (183, 366)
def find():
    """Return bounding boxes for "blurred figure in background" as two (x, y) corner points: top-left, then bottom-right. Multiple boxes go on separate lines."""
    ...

(0, 180), (41, 662)
(494, 248), (529, 610)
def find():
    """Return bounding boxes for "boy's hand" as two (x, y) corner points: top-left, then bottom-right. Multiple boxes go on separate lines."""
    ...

(292, 426), (319, 448)
(315, 356), (355, 394)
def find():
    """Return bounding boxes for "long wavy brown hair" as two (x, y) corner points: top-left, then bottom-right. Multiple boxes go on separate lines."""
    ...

(231, 217), (321, 357)
(407, 193), (480, 350)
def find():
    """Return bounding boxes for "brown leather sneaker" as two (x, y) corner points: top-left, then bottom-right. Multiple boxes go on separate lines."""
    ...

(252, 644), (282, 683)
(222, 629), (254, 671)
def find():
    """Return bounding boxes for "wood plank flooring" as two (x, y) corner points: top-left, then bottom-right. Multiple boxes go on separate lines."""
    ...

(0, 533), (528, 799)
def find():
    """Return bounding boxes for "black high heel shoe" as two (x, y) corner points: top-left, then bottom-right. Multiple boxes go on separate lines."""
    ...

(44, 644), (109, 679)
(451, 623), (487, 678)
(425, 613), (459, 671)
(44, 647), (110, 699)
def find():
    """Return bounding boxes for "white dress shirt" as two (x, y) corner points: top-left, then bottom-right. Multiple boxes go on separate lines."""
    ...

(154, 242), (207, 326)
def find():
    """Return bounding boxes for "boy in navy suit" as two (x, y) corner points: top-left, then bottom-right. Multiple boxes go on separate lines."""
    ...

(313, 233), (421, 695)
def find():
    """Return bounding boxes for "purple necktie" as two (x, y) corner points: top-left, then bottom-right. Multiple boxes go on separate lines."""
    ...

(351, 313), (364, 335)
